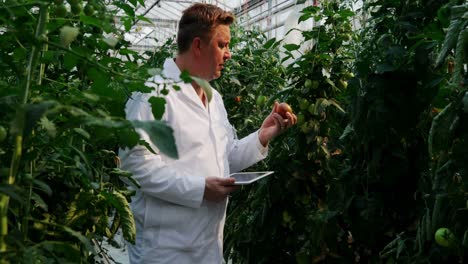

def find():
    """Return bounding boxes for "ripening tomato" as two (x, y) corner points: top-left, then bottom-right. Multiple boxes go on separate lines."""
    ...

(276, 102), (293, 118)
(234, 96), (241, 103)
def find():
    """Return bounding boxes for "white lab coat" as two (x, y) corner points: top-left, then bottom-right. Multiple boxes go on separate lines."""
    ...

(119, 58), (268, 263)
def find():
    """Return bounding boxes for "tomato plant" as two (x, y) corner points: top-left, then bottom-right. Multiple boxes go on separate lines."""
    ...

(222, 2), (355, 263)
(0, 0), (177, 262)
(222, 0), (467, 263)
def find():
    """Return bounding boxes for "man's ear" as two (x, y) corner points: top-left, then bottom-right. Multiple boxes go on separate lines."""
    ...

(191, 37), (202, 57)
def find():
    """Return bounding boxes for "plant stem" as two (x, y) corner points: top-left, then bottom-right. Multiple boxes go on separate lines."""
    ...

(0, 4), (48, 259)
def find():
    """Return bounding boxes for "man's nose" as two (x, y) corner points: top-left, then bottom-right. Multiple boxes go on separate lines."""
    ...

(224, 50), (232, 60)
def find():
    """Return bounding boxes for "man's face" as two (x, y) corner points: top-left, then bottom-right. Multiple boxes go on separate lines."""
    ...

(199, 24), (231, 81)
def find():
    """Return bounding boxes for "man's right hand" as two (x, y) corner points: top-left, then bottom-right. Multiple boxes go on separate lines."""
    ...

(203, 177), (238, 202)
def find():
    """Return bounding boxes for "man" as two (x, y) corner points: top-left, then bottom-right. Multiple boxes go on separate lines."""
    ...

(119, 3), (297, 263)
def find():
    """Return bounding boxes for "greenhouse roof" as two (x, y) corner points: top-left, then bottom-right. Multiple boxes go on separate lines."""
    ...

(122, 0), (242, 51)
(121, 0), (310, 52)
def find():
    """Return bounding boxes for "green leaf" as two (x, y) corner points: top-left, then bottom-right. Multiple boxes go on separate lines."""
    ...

(435, 16), (465, 67)
(33, 179), (53, 196)
(122, 16), (132, 32)
(101, 191), (136, 244)
(283, 44), (300, 51)
(298, 13), (313, 23)
(63, 52), (79, 71)
(41, 51), (56, 64)
(137, 0), (145, 7)
(179, 70), (192, 83)
(114, 2), (135, 17)
(39, 116), (56, 137)
(127, 0), (137, 7)
(428, 102), (457, 158)
(230, 77), (241, 86)
(109, 168), (139, 188)
(31, 192), (48, 211)
(87, 67), (110, 96)
(339, 124), (354, 141)
(0, 184), (25, 204)
(263, 38), (277, 49)
(73, 127), (90, 139)
(118, 126), (141, 148)
(62, 226), (95, 254)
(376, 63), (397, 73)
(191, 76), (213, 102)
(453, 28), (468, 84)
(437, 4), (451, 27)
(79, 15), (103, 27)
(339, 9), (355, 18)
(329, 99), (346, 113)
(38, 241), (81, 260)
(148, 96), (166, 120)
(119, 48), (139, 55)
(23, 101), (56, 136)
(131, 120), (178, 159)
(136, 15), (153, 25)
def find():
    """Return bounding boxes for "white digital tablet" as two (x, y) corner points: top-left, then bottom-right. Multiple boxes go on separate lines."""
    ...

(229, 171), (274, 185)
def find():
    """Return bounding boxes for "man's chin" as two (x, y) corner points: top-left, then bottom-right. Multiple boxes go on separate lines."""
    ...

(211, 72), (222, 80)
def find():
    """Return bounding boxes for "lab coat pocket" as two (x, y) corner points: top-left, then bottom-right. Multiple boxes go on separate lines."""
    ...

(143, 199), (218, 249)
(159, 202), (217, 249)
(142, 196), (164, 229)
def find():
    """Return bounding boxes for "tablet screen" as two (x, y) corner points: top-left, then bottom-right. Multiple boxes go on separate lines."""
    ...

(229, 171), (274, 185)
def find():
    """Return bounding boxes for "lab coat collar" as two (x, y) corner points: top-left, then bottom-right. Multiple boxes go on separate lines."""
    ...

(163, 58), (210, 111)
(162, 58), (182, 81)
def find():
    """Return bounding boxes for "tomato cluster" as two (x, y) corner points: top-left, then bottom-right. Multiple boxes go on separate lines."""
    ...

(52, 0), (96, 17)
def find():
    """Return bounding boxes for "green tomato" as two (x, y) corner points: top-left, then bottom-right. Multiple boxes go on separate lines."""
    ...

(84, 4), (94, 16)
(0, 126), (7, 142)
(299, 99), (309, 110)
(71, 3), (82, 15)
(67, 0), (80, 5)
(435, 227), (455, 247)
(343, 71), (354, 79)
(311, 80), (319, 89)
(339, 79), (348, 89)
(304, 79), (312, 89)
(55, 4), (67, 17)
(54, 0), (64, 5)
(23, 173), (33, 181)
(307, 103), (316, 115)
(256, 95), (266, 106)
(297, 113), (305, 125)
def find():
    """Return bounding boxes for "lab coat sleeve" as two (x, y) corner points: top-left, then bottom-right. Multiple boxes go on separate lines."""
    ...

(216, 94), (268, 173)
(227, 127), (268, 173)
(119, 92), (205, 209)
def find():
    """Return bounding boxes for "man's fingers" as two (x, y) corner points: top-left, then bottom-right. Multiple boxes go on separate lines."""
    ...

(221, 177), (236, 186)
(284, 112), (298, 127)
(270, 101), (279, 115)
